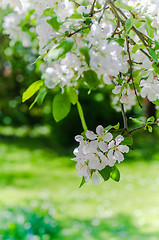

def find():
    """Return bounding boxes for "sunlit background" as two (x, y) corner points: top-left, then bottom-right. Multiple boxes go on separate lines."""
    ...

(1, 7), (159, 240)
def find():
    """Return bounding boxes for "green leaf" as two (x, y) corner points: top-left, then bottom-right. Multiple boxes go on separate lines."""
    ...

(29, 88), (47, 110)
(152, 99), (159, 106)
(48, 40), (74, 61)
(115, 0), (133, 10)
(22, 80), (43, 102)
(30, 52), (48, 66)
(154, 40), (159, 51)
(149, 48), (158, 63)
(66, 87), (78, 105)
(125, 19), (132, 33)
(115, 38), (125, 47)
(52, 92), (71, 122)
(104, 123), (119, 132)
(133, 19), (142, 28)
(147, 116), (155, 122)
(148, 125), (153, 133)
(152, 62), (159, 74)
(132, 68), (147, 84)
(79, 177), (86, 188)
(129, 117), (144, 124)
(110, 166), (120, 182)
(122, 137), (133, 146)
(132, 44), (144, 53)
(113, 123), (120, 130)
(47, 17), (61, 31)
(98, 166), (111, 181)
(107, 38), (125, 47)
(83, 70), (99, 90)
(145, 17), (155, 38)
(69, 13), (82, 19)
(43, 8), (55, 17)
(79, 46), (90, 66)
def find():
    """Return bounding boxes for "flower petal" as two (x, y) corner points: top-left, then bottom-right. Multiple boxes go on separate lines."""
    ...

(96, 125), (104, 135)
(107, 158), (116, 167)
(75, 135), (83, 142)
(85, 130), (97, 140)
(107, 149), (114, 159)
(103, 132), (113, 142)
(108, 140), (114, 149)
(92, 172), (100, 185)
(117, 145), (129, 153)
(114, 150), (124, 162)
(99, 141), (108, 152)
(115, 135), (124, 145)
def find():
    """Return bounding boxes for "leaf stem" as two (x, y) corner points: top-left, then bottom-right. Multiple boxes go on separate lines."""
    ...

(77, 101), (88, 132)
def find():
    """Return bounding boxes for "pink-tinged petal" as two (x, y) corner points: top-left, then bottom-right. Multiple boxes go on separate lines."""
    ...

(140, 87), (147, 98)
(99, 141), (108, 152)
(115, 135), (124, 145)
(78, 170), (83, 178)
(107, 158), (116, 167)
(89, 159), (99, 169)
(147, 90), (157, 101)
(98, 152), (108, 163)
(96, 125), (104, 135)
(108, 140), (114, 149)
(112, 85), (121, 94)
(73, 148), (79, 156)
(114, 150), (124, 162)
(103, 132), (113, 142)
(88, 140), (98, 152)
(83, 165), (91, 177)
(75, 135), (83, 142)
(117, 145), (129, 153)
(71, 157), (78, 162)
(92, 172), (100, 186)
(85, 130), (97, 140)
(107, 149), (114, 159)
(97, 161), (107, 171)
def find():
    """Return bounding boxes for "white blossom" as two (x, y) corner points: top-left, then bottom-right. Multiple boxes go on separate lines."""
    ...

(72, 126), (129, 185)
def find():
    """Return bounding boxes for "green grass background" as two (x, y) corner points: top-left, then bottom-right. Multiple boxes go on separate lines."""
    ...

(0, 126), (159, 239)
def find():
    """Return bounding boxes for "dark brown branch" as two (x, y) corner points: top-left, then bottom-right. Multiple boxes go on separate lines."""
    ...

(90, 0), (97, 16)
(129, 121), (158, 134)
(98, 0), (109, 23)
(67, 24), (92, 37)
(71, 0), (80, 7)
(126, 36), (142, 108)
(121, 103), (128, 131)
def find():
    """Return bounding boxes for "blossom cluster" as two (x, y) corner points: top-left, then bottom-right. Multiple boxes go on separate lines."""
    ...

(72, 125), (129, 185)
(1, 0), (159, 186)
(1, 0), (159, 110)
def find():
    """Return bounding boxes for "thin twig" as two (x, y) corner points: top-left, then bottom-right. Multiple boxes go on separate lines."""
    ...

(109, 1), (151, 48)
(129, 121), (158, 134)
(67, 24), (92, 37)
(121, 103), (128, 131)
(90, 0), (97, 16)
(126, 36), (142, 108)
(71, 0), (80, 7)
(98, 0), (109, 23)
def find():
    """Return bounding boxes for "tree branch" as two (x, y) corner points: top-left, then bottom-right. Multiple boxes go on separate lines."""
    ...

(98, 0), (109, 23)
(121, 103), (128, 131)
(126, 36), (142, 108)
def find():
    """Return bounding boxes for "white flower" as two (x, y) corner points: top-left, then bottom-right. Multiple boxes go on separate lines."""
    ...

(73, 126), (129, 185)
(108, 135), (129, 163)
(92, 172), (100, 186)
(140, 74), (159, 101)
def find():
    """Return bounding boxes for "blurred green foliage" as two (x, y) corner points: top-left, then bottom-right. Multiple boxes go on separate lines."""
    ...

(0, 127), (159, 239)
(0, 8), (126, 146)
(0, 202), (58, 240)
